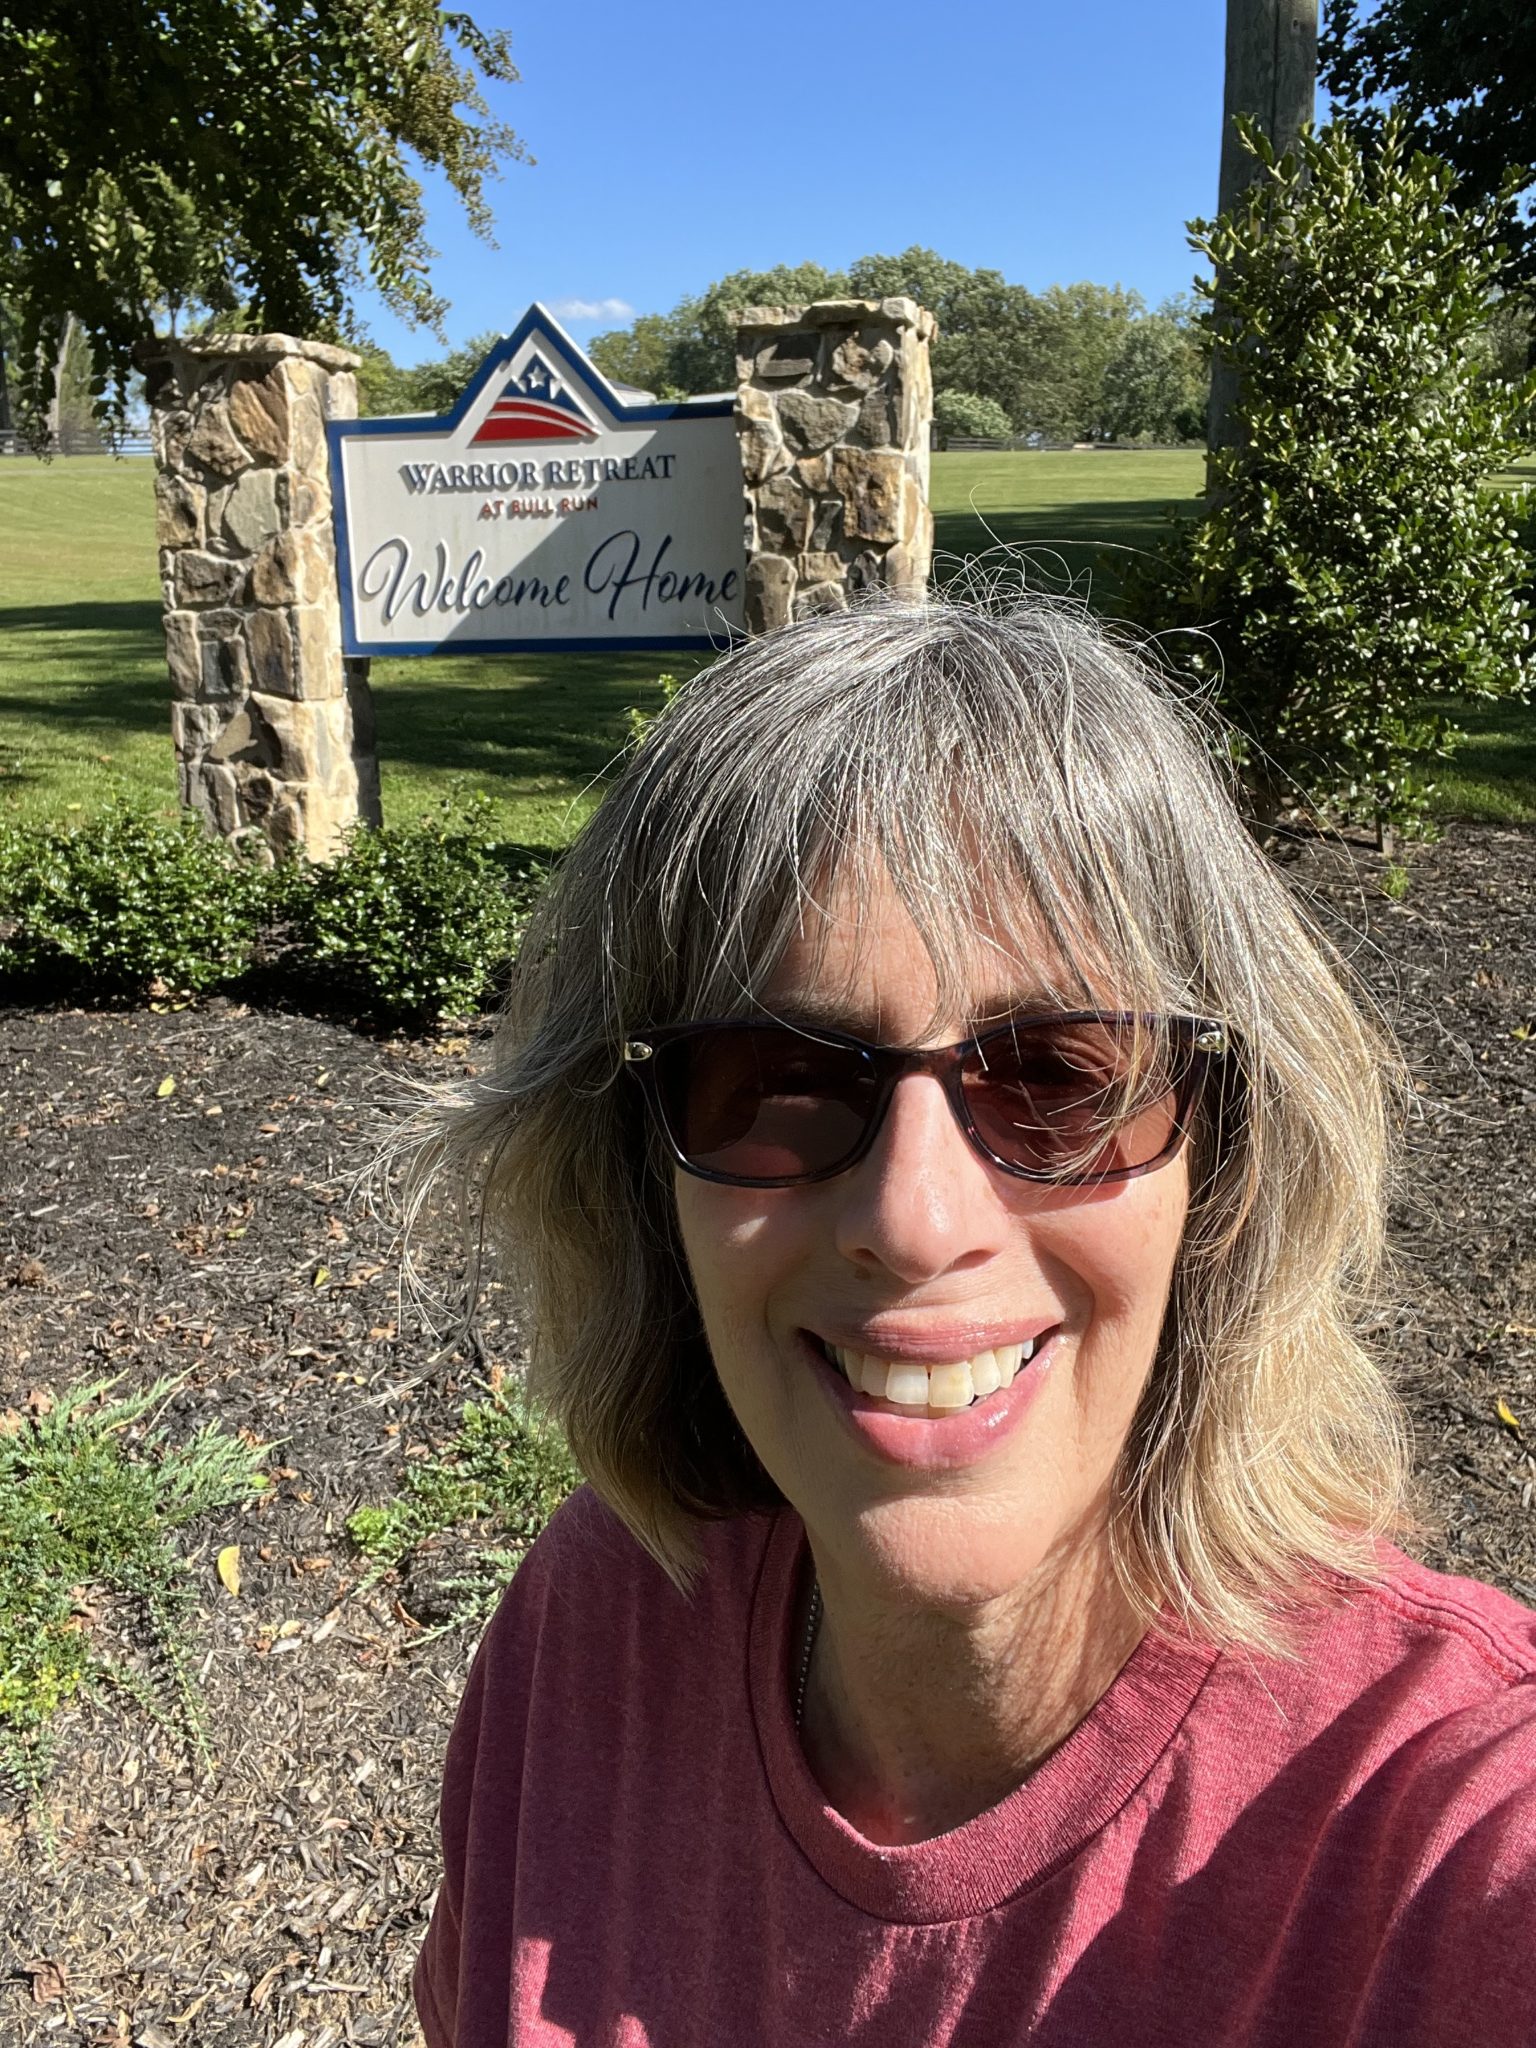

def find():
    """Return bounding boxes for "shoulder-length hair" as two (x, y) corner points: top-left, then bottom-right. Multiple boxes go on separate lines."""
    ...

(401, 597), (1412, 1651)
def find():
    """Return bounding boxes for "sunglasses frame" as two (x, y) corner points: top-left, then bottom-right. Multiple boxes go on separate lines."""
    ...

(621, 1011), (1231, 1190)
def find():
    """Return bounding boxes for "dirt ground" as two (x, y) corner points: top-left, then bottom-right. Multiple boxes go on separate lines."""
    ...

(0, 822), (1533, 2048)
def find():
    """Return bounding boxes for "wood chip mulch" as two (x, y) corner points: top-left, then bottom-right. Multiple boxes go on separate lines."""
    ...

(0, 821), (1533, 2048)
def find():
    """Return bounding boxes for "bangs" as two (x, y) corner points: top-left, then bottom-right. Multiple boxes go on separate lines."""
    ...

(601, 604), (1206, 1043)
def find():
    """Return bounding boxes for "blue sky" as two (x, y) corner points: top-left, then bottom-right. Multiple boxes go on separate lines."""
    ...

(353, 0), (1247, 364)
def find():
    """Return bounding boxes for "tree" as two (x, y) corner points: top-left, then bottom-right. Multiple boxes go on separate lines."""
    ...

(587, 313), (689, 398)
(590, 264), (848, 399)
(1210, 0), (1318, 454)
(1321, 0), (1536, 284)
(0, 3), (527, 444)
(1124, 116), (1535, 835)
(1100, 311), (1207, 442)
(405, 330), (505, 414)
(1025, 283), (1144, 440)
(933, 389), (1014, 445)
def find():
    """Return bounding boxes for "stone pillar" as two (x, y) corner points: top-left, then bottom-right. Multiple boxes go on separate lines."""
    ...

(733, 297), (935, 632)
(138, 333), (382, 861)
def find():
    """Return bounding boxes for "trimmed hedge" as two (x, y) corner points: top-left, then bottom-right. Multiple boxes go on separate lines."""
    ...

(0, 797), (551, 1028)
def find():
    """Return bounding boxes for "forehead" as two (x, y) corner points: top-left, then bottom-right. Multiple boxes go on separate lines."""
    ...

(758, 857), (1091, 1040)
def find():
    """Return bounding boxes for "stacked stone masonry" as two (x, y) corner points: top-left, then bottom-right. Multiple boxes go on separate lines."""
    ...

(734, 297), (935, 632)
(140, 333), (381, 860)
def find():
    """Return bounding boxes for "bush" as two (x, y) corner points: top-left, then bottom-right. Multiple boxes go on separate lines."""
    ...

(0, 1374), (269, 1806)
(0, 802), (265, 996)
(1125, 115), (1536, 832)
(934, 388), (1015, 445)
(282, 796), (548, 1025)
(346, 1382), (580, 1636)
(0, 796), (553, 1024)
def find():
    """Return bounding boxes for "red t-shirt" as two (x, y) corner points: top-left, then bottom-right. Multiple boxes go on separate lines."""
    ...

(415, 1487), (1536, 2047)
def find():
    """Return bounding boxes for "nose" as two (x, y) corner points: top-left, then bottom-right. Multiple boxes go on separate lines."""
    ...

(831, 1070), (1006, 1284)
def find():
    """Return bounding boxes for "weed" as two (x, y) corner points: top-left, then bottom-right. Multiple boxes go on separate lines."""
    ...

(0, 1375), (270, 1815)
(1382, 863), (1411, 902)
(346, 1382), (580, 1637)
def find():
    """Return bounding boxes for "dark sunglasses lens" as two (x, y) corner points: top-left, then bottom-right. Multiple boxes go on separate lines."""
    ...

(658, 1029), (878, 1181)
(962, 1018), (1186, 1179)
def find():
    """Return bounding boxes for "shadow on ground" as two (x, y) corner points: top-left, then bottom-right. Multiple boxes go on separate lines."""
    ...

(933, 496), (1199, 605)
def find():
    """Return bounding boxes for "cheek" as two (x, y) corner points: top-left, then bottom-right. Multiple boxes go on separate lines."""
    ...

(1037, 1171), (1189, 1345)
(672, 1178), (801, 1333)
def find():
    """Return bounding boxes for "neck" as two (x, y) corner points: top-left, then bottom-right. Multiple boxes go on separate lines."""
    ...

(797, 1524), (1144, 1846)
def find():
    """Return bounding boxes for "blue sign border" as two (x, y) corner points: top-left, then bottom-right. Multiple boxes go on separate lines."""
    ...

(327, 303), (739, 658)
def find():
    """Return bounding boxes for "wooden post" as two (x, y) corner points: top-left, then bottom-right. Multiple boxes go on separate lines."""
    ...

(1207, 0), (1318, 462)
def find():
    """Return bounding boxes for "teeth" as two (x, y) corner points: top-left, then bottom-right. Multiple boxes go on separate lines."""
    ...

(826, 1338), (1043, 1412)
(969, 1350), (1001, 1398)
(926, 1361), (975, 1410)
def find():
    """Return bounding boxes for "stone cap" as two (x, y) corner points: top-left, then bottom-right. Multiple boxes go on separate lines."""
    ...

(135, 333), (361, 372)
(736, 297), (938, 341)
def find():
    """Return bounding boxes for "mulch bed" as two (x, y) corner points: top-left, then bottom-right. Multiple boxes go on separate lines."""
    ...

(0, 822), (1533, 2048)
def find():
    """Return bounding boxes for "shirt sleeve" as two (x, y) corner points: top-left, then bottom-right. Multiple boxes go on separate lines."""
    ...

(411, 1499), (571, 2048)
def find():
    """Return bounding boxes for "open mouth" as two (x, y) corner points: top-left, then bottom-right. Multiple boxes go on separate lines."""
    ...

(810, 1332), (1053, 1416)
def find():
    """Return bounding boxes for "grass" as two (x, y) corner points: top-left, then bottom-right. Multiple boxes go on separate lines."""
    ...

(0, 456), (700, 844)
(930, 447), (1205, 606)
(0, 1373), (270, 1814)
(345, 1378), (580, 1639)
(2, 450), (1533, 836)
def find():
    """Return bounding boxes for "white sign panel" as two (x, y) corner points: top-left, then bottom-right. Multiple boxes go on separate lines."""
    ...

(329, 306), (746, 654)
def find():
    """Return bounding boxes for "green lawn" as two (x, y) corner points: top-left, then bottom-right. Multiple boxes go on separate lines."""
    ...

(931, 448), (1204, 605)
(2, 450), (1532, 840)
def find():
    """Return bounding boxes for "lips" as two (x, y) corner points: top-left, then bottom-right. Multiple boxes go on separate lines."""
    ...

(799, 1327), (1058, 1469)
(810, 1317), (1059, 1359)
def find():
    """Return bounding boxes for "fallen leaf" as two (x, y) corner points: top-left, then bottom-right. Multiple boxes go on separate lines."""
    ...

(24, 1386), (54, 1417)
(313, 1266), (330, 1287)
(156, 1075), (176, 1098)
(1496, 1398), (1523, 1438)
(216, 1544), (242, 1597)
(25, 1958), (68, 2004)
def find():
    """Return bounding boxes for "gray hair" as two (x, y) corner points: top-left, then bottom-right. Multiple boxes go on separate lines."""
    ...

(403, 596), (1411, 1649)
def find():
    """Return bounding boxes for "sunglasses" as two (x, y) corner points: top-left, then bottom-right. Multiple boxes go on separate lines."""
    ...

(621, 1011), (1230, 1189)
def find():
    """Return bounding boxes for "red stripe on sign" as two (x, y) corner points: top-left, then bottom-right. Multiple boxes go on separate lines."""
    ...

(472, 414), (594, 443)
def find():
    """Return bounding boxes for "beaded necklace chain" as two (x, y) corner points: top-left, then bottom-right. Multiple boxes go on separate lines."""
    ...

(793, 1579), (822, 1729)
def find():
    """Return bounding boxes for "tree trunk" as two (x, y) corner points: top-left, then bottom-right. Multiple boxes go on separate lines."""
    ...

(0, 311), (13, 436)
(45, 313), (77, 451)
(1208, 0), (1319, 470)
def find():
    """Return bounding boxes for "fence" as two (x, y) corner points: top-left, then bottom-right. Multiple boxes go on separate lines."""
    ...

(942, 436), (1201, 453)
(0, 426), (153, 457)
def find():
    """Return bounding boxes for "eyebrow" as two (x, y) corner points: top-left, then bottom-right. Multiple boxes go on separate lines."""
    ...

(756, 988), (1072, 1039)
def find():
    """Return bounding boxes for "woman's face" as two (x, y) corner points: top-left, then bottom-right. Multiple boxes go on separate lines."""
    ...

(672, 864), (1190, 1614)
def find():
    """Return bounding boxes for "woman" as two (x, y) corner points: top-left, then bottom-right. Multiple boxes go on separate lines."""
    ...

(409, 600), (1535, 2047)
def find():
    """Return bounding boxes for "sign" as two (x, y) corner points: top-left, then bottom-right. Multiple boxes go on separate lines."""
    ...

(328, 306), (746, 655)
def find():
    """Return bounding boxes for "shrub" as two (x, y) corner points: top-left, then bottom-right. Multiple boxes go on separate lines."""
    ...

(346, 1382), (580, 1635)
(0, 795), (553, 1024)
(1124, 115), (1536, 833)
(282, 796), (548, 1025)
(934, 388), (1015, 445)
(0, 802), (265, 996)
(0, 1375), (269, 1807)
(623, 671), (682, 748)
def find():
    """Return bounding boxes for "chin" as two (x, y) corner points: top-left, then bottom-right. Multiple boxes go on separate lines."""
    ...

(827, 1484), (1102, 1617)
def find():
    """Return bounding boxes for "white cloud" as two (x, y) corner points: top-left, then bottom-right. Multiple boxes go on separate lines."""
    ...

(550, 296), (635, 324)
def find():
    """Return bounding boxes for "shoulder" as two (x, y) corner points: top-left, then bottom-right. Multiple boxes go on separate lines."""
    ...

(1347, 1555), (1536, 1839)
(1226, 1552), (1536, 1883)
(1356, 1549), (1536, 1685)
(477, 1485), (778, 1673)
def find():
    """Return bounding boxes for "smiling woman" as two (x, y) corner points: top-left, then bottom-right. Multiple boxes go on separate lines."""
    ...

(402, 598), (1536, 2047)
